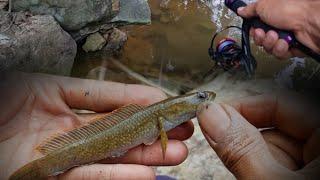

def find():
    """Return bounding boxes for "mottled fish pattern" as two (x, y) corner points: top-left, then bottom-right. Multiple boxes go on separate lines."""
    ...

(9, 91), (216, 180)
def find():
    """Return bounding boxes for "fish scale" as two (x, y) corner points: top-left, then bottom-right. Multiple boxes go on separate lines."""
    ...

(9, 91), (215, 180)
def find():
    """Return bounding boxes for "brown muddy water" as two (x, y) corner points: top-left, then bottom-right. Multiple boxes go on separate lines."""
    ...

(71, 0), (288, 94)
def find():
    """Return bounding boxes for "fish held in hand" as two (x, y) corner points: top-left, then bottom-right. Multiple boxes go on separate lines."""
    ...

(9, 91), (216, 180)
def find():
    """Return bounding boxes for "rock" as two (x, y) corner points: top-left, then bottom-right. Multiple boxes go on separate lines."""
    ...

(12, 0), (119, 31)
(82, 32), (106, 52)
(71, 23), (115, 42)
(103, 28), (127, 53)
(111, 0), (151, 24)
(12, 0), (151, 33)
(0, 12), (77, 75)
(0, 0), (8, 10)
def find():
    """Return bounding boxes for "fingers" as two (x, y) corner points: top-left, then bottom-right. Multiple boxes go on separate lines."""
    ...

(55, 76), (166, 112)
(262, 30), (278, 52)
(167, 121), (194, 141)
(253, 28), (265, 46)
(251, 29), (292, 59)
(58, 164), (155, 180)
(197, 102), (284, 178)
(229, 93), (320, 140)
(303, 128), (320, 164)
(262, 129), (303, 170)
(299, 156), (320, 179)
(100, 140), (188, 166)
(272, 39), (291, 59)
(237, 3), (257, 18)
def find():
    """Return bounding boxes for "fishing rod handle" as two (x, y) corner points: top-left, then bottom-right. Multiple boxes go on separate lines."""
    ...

(225, 0), (296, 46)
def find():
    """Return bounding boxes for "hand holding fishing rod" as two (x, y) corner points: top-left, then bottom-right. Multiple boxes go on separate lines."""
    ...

(209, 0), (320, 77)
(226, 0), (320, 60)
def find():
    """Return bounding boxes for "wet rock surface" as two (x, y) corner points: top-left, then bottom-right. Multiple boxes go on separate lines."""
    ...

(0, 12), (77, 75)
(11, 0), (151, 40)
(103, 28), (127, 54)
(82, 32), (106, 53)
(111, 0), (151, 24)
(0, 0), (8, 10)
(12, 0), (118, 31)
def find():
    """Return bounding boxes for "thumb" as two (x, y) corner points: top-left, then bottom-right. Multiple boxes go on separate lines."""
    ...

(237, 3), (257, 18)
(197, 102), (288, 179)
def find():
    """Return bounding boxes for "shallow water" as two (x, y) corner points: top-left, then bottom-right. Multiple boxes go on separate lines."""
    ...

(72, 0), (288, 93)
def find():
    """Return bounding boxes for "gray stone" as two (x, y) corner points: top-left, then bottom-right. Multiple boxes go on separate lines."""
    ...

(0, 0), (8, 10)
(82, 32), (106, 52)
(12, 0), (151, 32)
(70, 0), (151, 42)
(0, 12), (77, 75)
(103, 28), (127, 53)
(12, 0), (118, 30)
(111, 0), (151, 24)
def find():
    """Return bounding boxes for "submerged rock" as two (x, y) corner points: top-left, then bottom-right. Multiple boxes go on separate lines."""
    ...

(103, 28), (127, 54)
(82, 32), (106, 52)
(0, 12), (77, 75)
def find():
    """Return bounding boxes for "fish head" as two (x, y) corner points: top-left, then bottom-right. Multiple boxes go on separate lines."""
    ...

(160, 91), (216, 131)
(188, 91), (216, 105)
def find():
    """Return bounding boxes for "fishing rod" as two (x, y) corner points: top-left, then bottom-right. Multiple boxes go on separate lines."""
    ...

(208, 0), (320, 77)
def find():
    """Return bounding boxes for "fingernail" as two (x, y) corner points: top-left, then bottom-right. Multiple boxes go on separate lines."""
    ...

(197, 103), (230, 142)
(276, 42), (286, 52)
(237, 7), (245, 12)
(269, 31), (278, 40)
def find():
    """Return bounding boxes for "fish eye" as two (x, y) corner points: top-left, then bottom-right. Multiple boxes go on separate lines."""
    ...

(197, 92), (208, 99)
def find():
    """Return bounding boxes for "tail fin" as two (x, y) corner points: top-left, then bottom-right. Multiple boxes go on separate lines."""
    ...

(9, 160), (44, 180)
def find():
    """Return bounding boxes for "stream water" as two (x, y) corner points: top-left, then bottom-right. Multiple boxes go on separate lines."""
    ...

(72, 0), (288, 94)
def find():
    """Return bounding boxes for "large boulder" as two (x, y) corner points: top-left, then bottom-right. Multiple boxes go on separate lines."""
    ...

(12, 0), (119, 31)
(12, 0), (151, 32)
(0, 12), (77, 75)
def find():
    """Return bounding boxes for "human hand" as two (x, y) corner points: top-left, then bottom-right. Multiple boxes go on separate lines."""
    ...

(197, 92), (320, 179)
(237, 0), (320, 59)
(0, 72), (194, 180)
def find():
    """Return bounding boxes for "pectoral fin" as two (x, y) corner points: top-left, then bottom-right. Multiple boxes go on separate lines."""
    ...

(158, 117), (168, 159)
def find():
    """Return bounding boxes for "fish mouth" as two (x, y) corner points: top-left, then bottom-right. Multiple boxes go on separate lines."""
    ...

(205, 91), (216, 101)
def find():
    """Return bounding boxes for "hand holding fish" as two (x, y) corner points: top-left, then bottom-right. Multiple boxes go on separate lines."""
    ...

(197, 92), (320, 179)
(0, 72), (195, 180)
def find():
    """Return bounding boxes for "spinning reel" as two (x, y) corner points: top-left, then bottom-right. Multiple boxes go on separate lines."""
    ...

(208, 25), (256, 78)
(208, 0), (320, 78)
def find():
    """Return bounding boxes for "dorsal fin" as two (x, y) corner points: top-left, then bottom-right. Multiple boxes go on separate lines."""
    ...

(37, 104), (145, 155)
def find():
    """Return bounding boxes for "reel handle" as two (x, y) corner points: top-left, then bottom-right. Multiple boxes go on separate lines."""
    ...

(225, 0), (296, 46)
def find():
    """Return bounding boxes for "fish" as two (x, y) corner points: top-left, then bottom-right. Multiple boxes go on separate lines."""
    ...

(9, 91), (216, 180)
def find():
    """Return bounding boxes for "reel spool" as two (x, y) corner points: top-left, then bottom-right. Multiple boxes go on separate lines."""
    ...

(208, 26), (255, 76)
